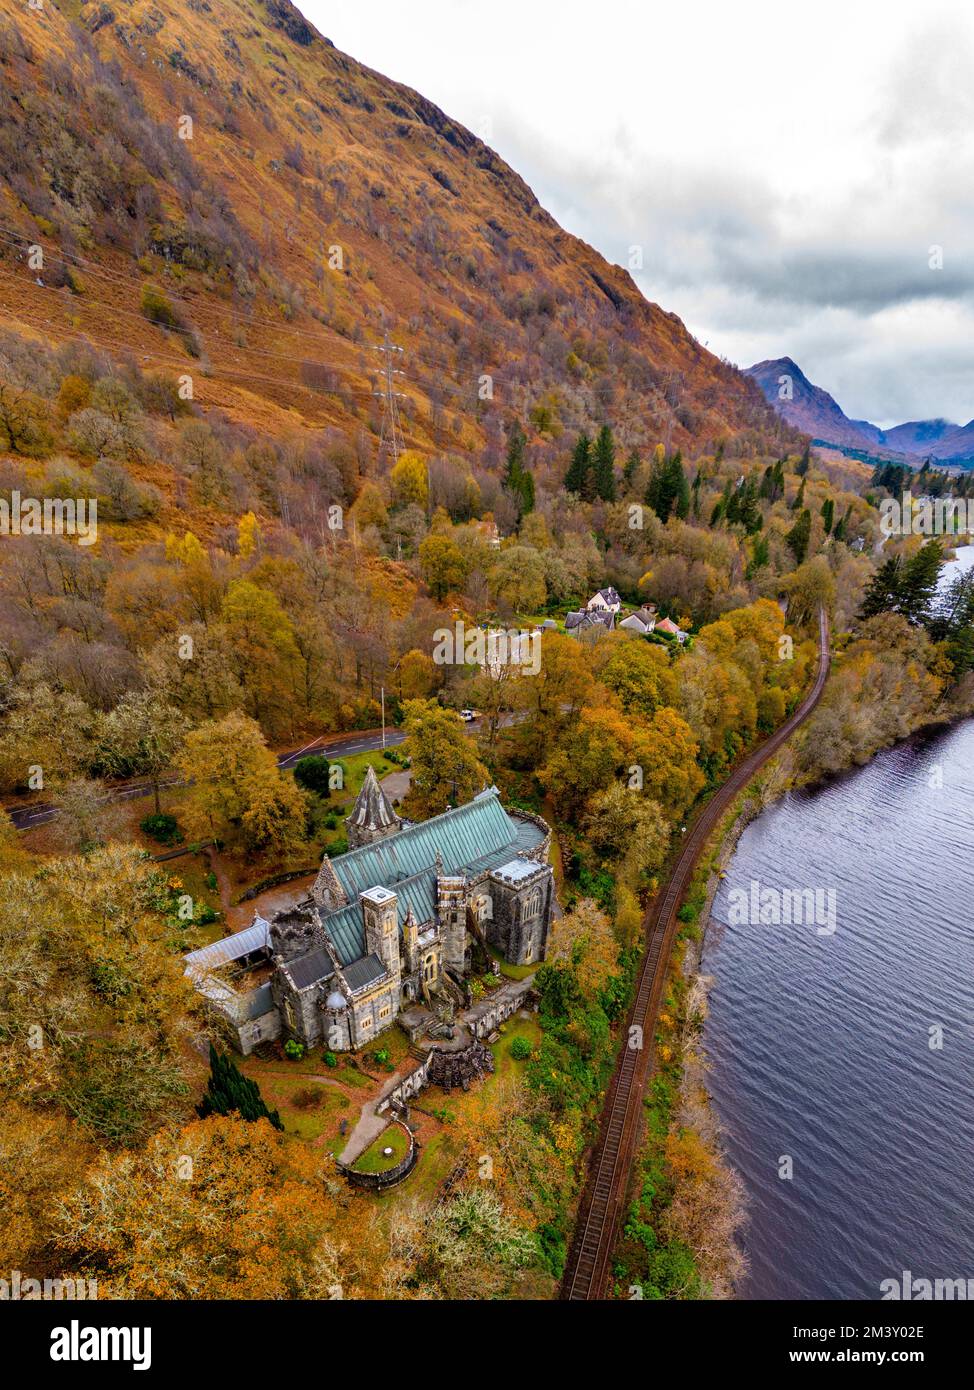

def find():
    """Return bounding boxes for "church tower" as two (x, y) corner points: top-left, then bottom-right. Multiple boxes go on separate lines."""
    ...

(361, 885), (401, 984)
(345, 765), (402, 849)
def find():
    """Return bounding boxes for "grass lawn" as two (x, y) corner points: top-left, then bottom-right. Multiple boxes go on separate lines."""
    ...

(330, 749), (404, 801)
(485, 945), (536, 982)
(351, 1123), (411, 1174)
(236, 1063), (352, 1143)
(490, 1014), (542, 1079)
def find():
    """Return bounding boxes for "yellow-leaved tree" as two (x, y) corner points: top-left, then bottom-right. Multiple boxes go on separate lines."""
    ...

(179, 711), (308, 854)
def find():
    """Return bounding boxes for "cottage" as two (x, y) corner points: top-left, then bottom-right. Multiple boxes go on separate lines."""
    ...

(585, 586), (621, 614)
(619, 606), (657, 635)
(565, 608), (615, 637)
(655, 616), (687, 643)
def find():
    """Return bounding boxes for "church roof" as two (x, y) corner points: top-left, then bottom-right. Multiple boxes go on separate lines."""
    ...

(183, 917), (270, 974)
(346, 764), (400, 834)
(321, 789), (547, 967)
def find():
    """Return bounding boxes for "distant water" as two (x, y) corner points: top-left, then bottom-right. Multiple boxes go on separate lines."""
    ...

(702, 546), (974, 1299)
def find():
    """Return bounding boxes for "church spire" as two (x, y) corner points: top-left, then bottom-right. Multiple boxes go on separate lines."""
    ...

(345, 764), (402, 849)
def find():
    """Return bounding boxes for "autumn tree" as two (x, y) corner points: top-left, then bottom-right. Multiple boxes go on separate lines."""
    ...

(391, 450), (429, 511)
(599, 637), (678, 718)
(0, 845), (195, 1145)
(100, 689), (187, 814)
(419, 533), (469, 600)
(488, 544), (547, 615)
(544, 898), (620, 1003)
(583, 782), (670, 881)
(401, 700), (488, 817)
(54, 1115), (387, 1299)
(220, 579), (300, 732)
(179, 712), (308, 853)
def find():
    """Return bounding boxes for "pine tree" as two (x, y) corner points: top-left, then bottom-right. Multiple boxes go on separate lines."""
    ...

(786, 508), (812, 564)
(821, 498), (835, 535)
(791, 477), (806, 511)
(859, 554), (904, 620)
(565, 432), (591, 493)
(746, 534), (770, 578)
(591, 424), (616, 501)
(198, 1043), (284, 1130)
(833, 503), (853, 542)
(797, 444), (811, 476)
(772, 458), (786, 501)
(738, 477), (763, 533)
(623, 447), (640, 487)
(897, 539), (943, 625)
(671, 451), (691, 519)
(504, 418), (534, 518)
(859, 541), (944, 626)
(647, 449), (687, 522)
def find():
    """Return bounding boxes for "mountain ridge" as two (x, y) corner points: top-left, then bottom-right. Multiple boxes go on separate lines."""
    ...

(745, 356), (974, 464)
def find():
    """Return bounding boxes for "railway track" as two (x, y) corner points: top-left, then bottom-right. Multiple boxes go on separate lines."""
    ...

(561, 607), (831, 1300)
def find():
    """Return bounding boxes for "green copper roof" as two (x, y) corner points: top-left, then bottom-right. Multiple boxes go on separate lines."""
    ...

(321, 790), (546, 967)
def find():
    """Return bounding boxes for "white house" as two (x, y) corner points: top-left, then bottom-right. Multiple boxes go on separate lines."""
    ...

(586, 587), (621, 614)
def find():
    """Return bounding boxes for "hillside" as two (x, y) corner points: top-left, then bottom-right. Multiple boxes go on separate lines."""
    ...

(744, 357), (877, 453)
(0, 0), (796, 525)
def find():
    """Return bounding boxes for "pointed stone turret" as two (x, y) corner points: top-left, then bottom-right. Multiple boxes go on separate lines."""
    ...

(345, 764), (402, 849)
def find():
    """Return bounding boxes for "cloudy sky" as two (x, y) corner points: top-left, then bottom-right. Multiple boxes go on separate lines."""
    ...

(303, 0), (974, 427)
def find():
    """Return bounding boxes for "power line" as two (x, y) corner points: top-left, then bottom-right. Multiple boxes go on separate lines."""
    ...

(372, 331), (407, 468)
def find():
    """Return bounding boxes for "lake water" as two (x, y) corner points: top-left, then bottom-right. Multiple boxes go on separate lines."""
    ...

(702, 546), (974, 1299)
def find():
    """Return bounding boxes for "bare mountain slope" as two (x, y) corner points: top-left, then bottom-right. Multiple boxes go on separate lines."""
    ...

(0, 0), (794, 488)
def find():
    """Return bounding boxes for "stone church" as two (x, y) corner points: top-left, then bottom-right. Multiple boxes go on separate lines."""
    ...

(185, 768), (555, 1054)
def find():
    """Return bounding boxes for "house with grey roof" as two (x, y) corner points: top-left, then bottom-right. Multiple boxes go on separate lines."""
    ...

(586, 586), (621, 613)
(619, 606), (658, 636)
(565, 607), (615, 637)
(184, 769), (554, 1054)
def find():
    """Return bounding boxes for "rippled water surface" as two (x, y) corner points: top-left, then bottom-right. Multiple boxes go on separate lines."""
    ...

(702, 548), (974, 1299)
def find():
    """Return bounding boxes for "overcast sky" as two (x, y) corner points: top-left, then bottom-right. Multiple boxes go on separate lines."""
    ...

(301, 0), (974, 427)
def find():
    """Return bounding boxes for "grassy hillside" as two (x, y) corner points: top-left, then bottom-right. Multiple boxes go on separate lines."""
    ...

(0, 0), (800, 528)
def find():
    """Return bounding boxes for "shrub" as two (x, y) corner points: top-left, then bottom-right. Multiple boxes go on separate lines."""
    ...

(284, 1039), (304, 1061)
(510, 1036), (532, 1061)
(293, 754), (331, 796)
(140, 813), (182, 845)
(141, 282), (181, 329)
(323, 1051), (338, 1068)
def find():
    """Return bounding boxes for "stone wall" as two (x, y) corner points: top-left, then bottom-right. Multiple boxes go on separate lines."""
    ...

(338, 1121), (418, 1189)
(236, 1008), (282, 1055)
(508, 807), (552, 861)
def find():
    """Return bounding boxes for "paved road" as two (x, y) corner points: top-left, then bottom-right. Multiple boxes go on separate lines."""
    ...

(561, 607), (832, 1301)
(6, 723), (415, 831)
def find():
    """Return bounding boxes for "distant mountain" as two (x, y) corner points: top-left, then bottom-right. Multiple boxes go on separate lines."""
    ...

(882, 419), (956, 453)
(744, 358), (876, 451)
(745, 358), (974, 463)
(925, 420), (974, 462)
